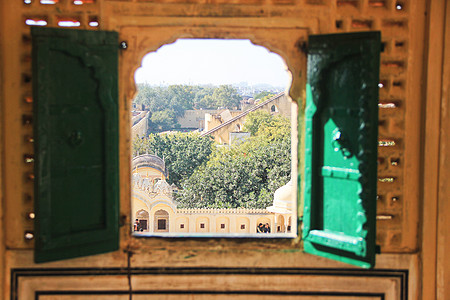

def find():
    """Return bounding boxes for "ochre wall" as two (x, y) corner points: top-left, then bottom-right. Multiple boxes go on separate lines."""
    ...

(205, 93), (292, 144)
(0, 0), (448, 299)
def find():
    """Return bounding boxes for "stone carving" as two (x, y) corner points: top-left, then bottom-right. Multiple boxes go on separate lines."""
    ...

(132, 173), (172, 197)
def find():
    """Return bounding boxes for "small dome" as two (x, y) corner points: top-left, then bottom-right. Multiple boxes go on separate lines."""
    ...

(266, 180), (292, 214)
(132, 154), (167, 176)
(154, 179), (172, 194)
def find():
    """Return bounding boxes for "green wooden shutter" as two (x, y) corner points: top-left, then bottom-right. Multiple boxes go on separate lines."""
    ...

(32, 27), (119, 263)
(302, 32), (380, 268)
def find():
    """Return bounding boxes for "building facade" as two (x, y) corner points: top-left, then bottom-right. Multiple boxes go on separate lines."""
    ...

(202, 92), (292, 144)
(132, 154), (293, 235)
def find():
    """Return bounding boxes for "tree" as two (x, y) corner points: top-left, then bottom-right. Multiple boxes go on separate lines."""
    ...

(132, 132), (214, 187)
(133, 84), (243, 130)
(150, 109), (176, 131)
(242, 110), (291, 142)
(242, 110), (274, 136)
(253, 91), (275, 101)
(176, 114), (291, 209)
(211, 85), (242, 109)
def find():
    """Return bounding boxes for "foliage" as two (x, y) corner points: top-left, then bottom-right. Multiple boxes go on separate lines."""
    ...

(253, 91), (275, 101)
(133, 84), (242, 131)
(243, 110), (290, 142)
(176, 113), (291, 209)
(210, 85), (242, 109)
(132, 132), (214, 187)
(150, 109), (177, 131)
(133, 93), (292, 210)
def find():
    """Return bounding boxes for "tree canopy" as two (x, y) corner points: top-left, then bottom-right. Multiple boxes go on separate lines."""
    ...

(133, 132), (214, 187)
(253, 91), (275, 101)
(175, 111), (291, 209)
(133, 84), (242, 131)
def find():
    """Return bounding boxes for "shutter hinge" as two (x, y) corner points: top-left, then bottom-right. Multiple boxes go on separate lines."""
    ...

(296, 40), (308, 54)
(119, 41), (128, 50)
(375, 245), (381, 254)
(119, 214), (127, 227)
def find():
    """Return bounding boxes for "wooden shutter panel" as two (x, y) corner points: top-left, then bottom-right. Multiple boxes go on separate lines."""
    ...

(32, 27), (119, 263)
(302, 32), (380, 268)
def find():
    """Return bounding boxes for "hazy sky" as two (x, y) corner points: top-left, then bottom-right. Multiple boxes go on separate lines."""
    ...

(134, 39), (291, 87)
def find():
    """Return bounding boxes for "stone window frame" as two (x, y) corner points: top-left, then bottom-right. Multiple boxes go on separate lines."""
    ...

(120, 24), (308, 243)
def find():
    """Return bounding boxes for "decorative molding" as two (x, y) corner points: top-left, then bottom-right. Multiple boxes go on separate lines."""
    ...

(11, 267), (408, 300)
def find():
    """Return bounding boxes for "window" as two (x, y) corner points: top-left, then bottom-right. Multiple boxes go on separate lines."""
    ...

(241, 225), (246, 230)
(32, 27), (380, 268)
(158, 219), (167, 230)
(180, 224), (185, 229)
(131, 39), (294, 239)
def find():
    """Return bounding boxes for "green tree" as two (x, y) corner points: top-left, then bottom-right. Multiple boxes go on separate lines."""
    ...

(132, 132), (214, 187)
(242, 110), (273, 136)
(176, 137), (291, 209)
(211, 85), (242, 109)
(253, 91), (275, 101)
(150, 109), (176, 131)
(133, 84), (243, 130)
(176, 113), (291, 209)
(242, 110), (291, 142)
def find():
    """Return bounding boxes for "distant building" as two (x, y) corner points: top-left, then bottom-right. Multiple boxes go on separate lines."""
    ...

(131, 110), (149, 139)
(131, 154), (294, 235)
(201, 92), (291, 145)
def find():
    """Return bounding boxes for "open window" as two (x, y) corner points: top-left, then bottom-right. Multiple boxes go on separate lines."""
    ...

(131, 39), (294, 239)
(31, 27), (380, 268)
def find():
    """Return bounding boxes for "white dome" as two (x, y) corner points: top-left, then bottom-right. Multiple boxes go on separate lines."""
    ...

(266, 180), (293, 214)
(154, 179), (172, 194)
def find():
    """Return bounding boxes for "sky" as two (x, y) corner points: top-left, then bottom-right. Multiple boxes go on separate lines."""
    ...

(134, 39), (291, 87)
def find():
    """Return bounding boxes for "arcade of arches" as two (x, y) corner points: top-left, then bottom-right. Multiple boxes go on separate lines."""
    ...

(132, 154), (294, 235)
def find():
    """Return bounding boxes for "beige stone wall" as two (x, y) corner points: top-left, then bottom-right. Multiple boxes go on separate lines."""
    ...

(204, 110), (243, 132)
(131, 111), (149, 138)
(0, 0), (448, 299)
(177, 109), (219, 129)
(204, 93), (292, 144)
(132, 163), (284, 235)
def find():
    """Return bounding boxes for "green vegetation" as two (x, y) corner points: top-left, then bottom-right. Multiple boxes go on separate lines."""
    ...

(175, 111), (291, 209)
(133, 84), (241, 131)
(253, 91), (275, 101)
(133, 132), (215, 187)
(132, 86), (291, 209)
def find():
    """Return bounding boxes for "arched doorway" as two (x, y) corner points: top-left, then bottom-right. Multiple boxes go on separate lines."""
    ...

(135, 209), (149, 232)
(154, 209), (169, 232)
(271, 104), (279, 113)
(277, 214), (285, 233)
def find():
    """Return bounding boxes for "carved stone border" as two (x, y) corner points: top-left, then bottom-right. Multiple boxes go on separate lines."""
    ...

(11, 267), (408, 300)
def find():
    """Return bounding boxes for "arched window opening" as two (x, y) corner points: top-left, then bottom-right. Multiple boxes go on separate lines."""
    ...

(131, 39), (294, 238)
(135, 209), (149, 232)
(154, 209), (169, 232)
(271, 104), (278, 113)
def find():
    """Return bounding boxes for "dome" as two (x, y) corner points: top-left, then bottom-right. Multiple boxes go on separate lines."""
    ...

(266, 180), (293, 214)
(154, 179), (172, 194)
(132, 154), (167, 176)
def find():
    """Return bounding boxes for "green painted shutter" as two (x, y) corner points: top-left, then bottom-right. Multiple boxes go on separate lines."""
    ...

(302, 32), (380, 268)
(32, 27), (119, 263)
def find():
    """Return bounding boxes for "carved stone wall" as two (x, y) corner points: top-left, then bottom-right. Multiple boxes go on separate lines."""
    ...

(0, 0), (434, 299)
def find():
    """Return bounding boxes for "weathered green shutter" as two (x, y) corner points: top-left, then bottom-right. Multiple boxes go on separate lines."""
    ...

(32, 27), (119, 263)
(302, 32), (380, 268)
